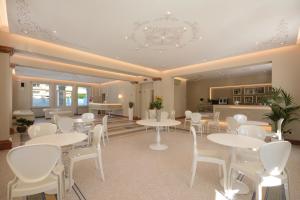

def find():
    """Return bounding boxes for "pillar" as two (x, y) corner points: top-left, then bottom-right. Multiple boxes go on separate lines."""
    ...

(0, 46), (13, 150)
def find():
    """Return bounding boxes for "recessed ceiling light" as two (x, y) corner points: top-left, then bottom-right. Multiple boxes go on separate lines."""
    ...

(52, 30), (57, 34)
(199, 36), (203, 40)
(175, 44), (180, 47)
(124, 36), (129, 40)
(166, 11), (172, 15)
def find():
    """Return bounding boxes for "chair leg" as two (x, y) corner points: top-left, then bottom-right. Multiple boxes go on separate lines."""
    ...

(7, 182), (12, 200)
(101, 130), (106, 146)
(105, 129), (109, 142)
(97, 155), (105, 181)
(69, 160), (74, 191)
(190, 159), (197, 187)
(257, 183), (263, 200)
(284, 182), (290, 200)
(222, 164), (227, 192)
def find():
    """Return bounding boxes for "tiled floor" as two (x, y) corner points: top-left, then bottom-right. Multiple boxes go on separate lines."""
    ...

(1, 118), (299, 200)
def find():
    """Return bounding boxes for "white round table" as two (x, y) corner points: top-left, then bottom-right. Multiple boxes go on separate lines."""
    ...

(136, 119), (181, 150)
(207, 133), (266, 194)
(240, 120), (269, 126)
(26, 132), (88, 146)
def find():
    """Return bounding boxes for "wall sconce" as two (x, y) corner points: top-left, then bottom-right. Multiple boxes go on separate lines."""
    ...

(118, 94), (123, 99)
(12, 68), (16, 75)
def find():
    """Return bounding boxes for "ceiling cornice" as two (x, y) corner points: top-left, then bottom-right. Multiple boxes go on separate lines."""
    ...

(0, 31), (160, 77)
(14, 75), (101, 87)
(11, 53), (143, 82)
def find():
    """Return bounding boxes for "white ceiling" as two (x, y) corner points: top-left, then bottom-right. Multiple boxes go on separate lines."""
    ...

(6, 0), (300, 70)
(15, 66), (112, 84)
(184, 63), (272, 81)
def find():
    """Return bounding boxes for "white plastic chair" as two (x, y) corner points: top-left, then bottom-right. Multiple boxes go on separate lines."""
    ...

(102, 115), (109, 144)
(57, 117), (74, 133)
(184, 110), (192, 128)
(277, 118), (284, 140)
(27, 123), (57, 139)
(160, 111), (170, 132)
(7, 144), (64, 200)
(226, 117), (240, 134)
(149, 110), (156, 120)
(170, 110), (176, 131)
(190, 113), (204, 136)
(207, 112), (220, 133)
(229, 141), (291, 200)
(190, 127), (227, 191)
(82, 113), (95, 121)
(68, 124), (105, 190)
(233, 114), (248, 124)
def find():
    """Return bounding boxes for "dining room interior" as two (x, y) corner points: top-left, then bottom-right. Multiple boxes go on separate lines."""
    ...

(1, 0), (300, 200)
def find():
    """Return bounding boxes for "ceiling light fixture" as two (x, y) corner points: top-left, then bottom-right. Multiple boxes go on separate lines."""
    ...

(126, 12), (201, 52)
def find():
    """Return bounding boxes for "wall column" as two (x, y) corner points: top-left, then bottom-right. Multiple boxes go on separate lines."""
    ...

(0, 46), (14, 150)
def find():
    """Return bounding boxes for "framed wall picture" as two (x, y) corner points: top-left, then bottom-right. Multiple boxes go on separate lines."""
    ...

(233, 88), (242, 95)
(256, 96), (265, 104)
(244, 96), (254, 104)
(244, 87), (255, 95)
(255, 87), (265, 94)
(233, 96), (242, 104)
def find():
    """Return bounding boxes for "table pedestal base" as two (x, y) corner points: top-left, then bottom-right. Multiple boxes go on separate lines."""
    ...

(220, 179), (250, 195)
(149, 144), (168, 150)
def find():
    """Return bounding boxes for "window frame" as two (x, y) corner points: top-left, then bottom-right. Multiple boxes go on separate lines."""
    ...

(31, 82), (51, 108)
(56, 84), (73, 107)
(77, 86), (89, 107)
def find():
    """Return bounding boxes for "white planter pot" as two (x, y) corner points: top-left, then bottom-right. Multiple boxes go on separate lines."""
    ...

(128, 108), (133, 121)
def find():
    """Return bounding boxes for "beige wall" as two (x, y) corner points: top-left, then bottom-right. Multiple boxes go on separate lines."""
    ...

(100, 81), (138, 117)
(187, 72), (272, 111)
(174, 79), (187, 117)
(12, 77), (100, 117)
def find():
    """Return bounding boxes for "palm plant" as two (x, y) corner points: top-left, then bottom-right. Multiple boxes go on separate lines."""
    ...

(263, 87), (300, 135)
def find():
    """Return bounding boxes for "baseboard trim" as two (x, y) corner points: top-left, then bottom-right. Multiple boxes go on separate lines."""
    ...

(0, 140), (12, 150)
(286, 139), (300, 145)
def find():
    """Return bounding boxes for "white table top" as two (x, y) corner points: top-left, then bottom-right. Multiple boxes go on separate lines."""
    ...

(73, 118), (95, 123)
(240, 120), (269, 126)
(207, 133), (265, 149)
(26, 133), (88, 147)
(136, 119), (181, 127)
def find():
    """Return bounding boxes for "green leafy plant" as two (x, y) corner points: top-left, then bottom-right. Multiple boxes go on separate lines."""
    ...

(263, 87), (300, 135)
(16, 118), (34, 133)
(149, 102), (155, 109)
(129, 101), (134, 108)
(151, 96), (163, 110)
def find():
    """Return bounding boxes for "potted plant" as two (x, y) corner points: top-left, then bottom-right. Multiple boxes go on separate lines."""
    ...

(263, 87), (300, 137)
(16, 118), (34, 133)
(152, 96), (163, 122)
(128, 101), (134, 121)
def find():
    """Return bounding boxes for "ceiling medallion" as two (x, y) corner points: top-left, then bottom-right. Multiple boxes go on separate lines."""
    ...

(15, 0), (58, 41)
(126, 12), (201, 52)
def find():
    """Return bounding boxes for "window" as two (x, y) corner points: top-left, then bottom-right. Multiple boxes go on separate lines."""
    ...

(56, 85), (73, 107)
(32, 83), (50, 107)
(78, 87), (88, 106)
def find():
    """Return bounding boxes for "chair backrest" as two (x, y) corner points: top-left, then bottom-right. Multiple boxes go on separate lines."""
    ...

(7, 144), (61, 183)
(260, 141), (291, 176)
(53, 114), (60, 124)
(233, 114), (247, 123)
(149, 110), (156, 119)
(161, 111), (169, 120)
(27, 123), (57, 139)
(213, 112), (220, 121)
(185, 110), (192, 119)
(102, 115), (108, 128)
(170, 110), (175, 120)
(144, 110), (149, 120)
(190, 126), (198, 153)
(277, 118), (284, 140)
(191, 113), (201, 124)
(92, 124), (104, 147)
(237, 125), (266, 140)
(226, 117), (240, 134)
(82, 113), (95, 121)
(57, 117), (74, 133)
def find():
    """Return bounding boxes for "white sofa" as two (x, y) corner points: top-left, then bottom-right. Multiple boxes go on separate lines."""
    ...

(13, 110), (35, 121)
(43, 108), (61, 119)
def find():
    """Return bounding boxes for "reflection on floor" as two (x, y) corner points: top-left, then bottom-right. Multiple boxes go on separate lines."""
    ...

(1, 117), (297, 200)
